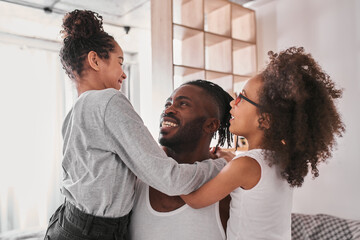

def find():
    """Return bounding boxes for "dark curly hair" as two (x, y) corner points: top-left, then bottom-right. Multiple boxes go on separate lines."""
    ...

(258, 47), (345, 187)
(60, 9), (115, 80)
(182, 80), (234, 149)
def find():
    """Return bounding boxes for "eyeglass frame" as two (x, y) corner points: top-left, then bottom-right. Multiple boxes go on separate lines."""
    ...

(235, 92), (261, 108)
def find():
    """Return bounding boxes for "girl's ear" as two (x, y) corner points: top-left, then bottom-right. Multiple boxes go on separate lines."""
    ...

(203, 118), (220, 134)
(259, 113), (271, 130)
(87, 51), (100, 71)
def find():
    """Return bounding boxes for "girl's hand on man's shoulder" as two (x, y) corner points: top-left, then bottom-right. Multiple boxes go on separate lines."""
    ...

(210, 147), (235, 162)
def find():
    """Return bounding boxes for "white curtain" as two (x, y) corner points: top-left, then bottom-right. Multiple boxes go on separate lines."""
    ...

(0, 41), (134, 234)
(0, 42), (75, 233)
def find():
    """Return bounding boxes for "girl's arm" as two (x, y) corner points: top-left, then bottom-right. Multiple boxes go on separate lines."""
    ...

(181, 156), (261, 209)
(104, 90), (227, 196)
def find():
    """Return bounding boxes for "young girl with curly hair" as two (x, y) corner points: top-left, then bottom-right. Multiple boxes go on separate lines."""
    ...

(181, 47), (345, 239)
(44, 9), (226, 240)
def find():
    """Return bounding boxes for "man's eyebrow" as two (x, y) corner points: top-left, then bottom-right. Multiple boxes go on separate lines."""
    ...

(165, 96), (192, 103)
(175, 96), (192, 101)
(118, 56), (124, 60)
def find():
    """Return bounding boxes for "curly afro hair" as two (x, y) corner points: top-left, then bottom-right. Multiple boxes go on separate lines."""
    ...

(258, 47), (345, 187)
(60, 9), (115, 80)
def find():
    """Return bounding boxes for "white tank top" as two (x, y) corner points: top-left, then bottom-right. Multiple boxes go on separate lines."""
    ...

(227, 149), (293, 240)
(128, 180), (226, 240)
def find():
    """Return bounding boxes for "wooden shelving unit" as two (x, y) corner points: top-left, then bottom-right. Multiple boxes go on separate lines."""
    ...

(170, 0), (257, 96)
(152, 0), (257, 150)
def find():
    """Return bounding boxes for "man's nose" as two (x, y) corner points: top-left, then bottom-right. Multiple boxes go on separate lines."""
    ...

(163, 104), (177, 115)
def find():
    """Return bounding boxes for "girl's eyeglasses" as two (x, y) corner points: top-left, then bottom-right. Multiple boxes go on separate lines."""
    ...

(235, 93), (261, 108)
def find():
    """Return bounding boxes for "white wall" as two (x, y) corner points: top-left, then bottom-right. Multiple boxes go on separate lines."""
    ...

(250, 0), (360, 220)
(113, 27), (153, 129)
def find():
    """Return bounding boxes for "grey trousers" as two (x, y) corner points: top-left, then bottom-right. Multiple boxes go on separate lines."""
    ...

(44, 201), (130, 240)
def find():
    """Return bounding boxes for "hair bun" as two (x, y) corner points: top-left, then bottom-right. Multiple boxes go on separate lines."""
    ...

(61, 9), (104, 39)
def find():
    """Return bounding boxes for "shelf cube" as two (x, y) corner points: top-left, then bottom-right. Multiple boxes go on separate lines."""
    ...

(206, 71), (233, 95)
(232, 4), (256, 42)
(173, 24), (204, 68)
(173, 0), (203, 30)
(205, 33), (232, 73)
(173, 65), (205, 89)
(204, 0), (231, 36)
(232, 40), (257, 76)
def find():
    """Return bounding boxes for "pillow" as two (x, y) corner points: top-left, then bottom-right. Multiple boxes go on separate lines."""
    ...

(292, 213), (360, 240)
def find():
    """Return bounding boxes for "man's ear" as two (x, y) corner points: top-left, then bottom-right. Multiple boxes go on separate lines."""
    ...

(203, 118), (220, 134)
(87, 51), (100, 71)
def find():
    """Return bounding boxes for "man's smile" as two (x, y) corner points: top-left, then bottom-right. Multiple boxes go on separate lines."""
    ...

(161, 121), (179, 128)
(160, 116), (180, 131)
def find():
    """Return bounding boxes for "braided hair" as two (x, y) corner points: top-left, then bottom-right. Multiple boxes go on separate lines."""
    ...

(182, 80), (234, 149)
(60, 9), (115, 80)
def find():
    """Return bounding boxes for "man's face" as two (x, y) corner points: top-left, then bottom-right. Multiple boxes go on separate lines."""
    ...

(159, 85), (210, 148)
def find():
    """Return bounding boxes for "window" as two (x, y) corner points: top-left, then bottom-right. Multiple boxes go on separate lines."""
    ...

(0, 41), (74, 232)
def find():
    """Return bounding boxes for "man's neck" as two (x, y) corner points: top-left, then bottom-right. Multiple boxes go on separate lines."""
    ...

(163, 144), (211, 164)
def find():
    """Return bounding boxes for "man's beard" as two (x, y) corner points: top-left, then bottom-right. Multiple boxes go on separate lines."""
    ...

(159, 116), (207, 150)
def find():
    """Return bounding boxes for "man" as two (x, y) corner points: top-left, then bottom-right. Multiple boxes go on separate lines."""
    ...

(128, 80), (234, 240)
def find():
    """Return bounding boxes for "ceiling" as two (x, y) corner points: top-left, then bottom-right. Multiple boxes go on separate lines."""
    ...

(1, 0), (259, 30)
(1, 0), (151, 29)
